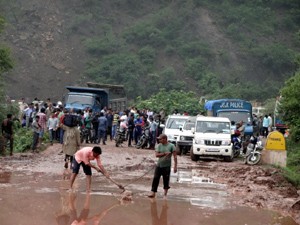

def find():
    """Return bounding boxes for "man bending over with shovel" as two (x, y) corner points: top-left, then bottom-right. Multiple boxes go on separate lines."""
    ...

(70, 146), (124, 192)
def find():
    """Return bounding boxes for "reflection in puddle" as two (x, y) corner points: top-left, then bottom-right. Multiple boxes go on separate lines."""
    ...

(35, 187), (59, 193)
(0, 171), (298, 225)
(190, 196), (226, 209)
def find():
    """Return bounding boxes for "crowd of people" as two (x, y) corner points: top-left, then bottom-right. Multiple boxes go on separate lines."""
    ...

(1, 97), (172, 156)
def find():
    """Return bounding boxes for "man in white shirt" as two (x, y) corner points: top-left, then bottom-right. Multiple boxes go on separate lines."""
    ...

(268, 114), (273, 132)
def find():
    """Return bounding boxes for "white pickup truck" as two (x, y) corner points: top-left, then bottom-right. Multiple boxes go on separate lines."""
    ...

(191, 116), (233, 162)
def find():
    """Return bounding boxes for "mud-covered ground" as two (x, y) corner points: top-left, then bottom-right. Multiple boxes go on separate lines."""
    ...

(0, 141), (299, 225)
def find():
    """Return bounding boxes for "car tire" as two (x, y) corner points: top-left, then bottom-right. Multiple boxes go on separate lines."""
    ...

(224, 150), (234, 162)
(190, 147), (199, 161)
(175, 144), (181, 156)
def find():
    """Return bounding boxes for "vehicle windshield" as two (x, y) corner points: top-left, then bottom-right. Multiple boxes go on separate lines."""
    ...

(195, 121), (231, 134)
(66, 95), (93, 105)
(218, 111), (252, 124)
(183, 122), (195, 130)
(166, 118), (187, 129)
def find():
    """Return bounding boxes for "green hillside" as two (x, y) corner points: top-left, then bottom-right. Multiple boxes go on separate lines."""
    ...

(0, 0), (299, 102)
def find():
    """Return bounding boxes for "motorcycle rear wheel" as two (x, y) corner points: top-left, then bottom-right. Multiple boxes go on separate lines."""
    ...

(115, 135), (120, 147)
(246, 152), (261, 165)
(140, 138), (148, 149)
(233, 147), (240, 158)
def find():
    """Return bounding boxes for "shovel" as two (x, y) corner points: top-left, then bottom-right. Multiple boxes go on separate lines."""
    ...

(99, 171), (125, 191)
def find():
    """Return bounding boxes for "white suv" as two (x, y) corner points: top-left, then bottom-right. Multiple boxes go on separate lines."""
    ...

(163, 115), (190, 145)
(176, 116), (196, 155)
(191, 116), (233, 162)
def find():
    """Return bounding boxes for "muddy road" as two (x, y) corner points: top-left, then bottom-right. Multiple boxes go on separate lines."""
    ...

(0, 141), (299, 225)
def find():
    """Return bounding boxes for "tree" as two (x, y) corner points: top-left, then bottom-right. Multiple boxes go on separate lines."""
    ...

(280, 71), (300, 141)
(135, 89), (204, 116)
(0, 15), (14, 123)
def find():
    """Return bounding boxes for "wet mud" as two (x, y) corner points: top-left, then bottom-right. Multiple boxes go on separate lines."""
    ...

(0, 141), (299, 225)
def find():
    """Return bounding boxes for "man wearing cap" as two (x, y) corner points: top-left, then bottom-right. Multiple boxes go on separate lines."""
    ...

(148, 134), (177, 199)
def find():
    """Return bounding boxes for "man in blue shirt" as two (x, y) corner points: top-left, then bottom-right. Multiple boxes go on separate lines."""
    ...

(97, 112), (108, 145)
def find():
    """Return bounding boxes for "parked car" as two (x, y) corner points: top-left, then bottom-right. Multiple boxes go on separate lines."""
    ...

(175, 116), (197, 155)
(163, 115), (190, 145)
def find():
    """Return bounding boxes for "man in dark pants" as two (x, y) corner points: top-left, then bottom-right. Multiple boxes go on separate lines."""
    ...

(31, 115), (41, 152)
(127, 113), (135, 147)
(106, 109), (113, 141)
(148, 134), (177, 199)
(1, 114), (14, 156)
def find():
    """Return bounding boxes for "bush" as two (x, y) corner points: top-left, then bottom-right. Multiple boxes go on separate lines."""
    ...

(250, 43), (296, 75)
(284, 139), (300, 187)
(123, 23), (165, 47)
(138, 46), (156, 68)
(14, 128), (33, 152)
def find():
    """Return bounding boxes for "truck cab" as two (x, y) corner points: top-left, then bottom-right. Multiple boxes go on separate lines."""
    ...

(64, 86), (108, 113)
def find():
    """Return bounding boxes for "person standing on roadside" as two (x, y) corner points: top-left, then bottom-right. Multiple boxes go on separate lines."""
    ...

(31, 115), (41, 152)
(149, 116), (157, 149)
(1, 114), (14, 156)
(268, 113), (273, 133)
(127, 113), (135, 147)
(47, 112), (58, 145)
(97, 112), (108, 145)
(70, 146), (109, 192)
(25, 103), (34, 128)
(62, 122), (81, 169)
(37, 108), (47, 147)
(84, 109), (92, 144)
(111, 111), (119, 140)
(106, 109), (113, 141)
(18, 97), (28, 121)
(134, 114), (143, 145)
(262, 115), (270, 138)
(91, 112), (99, 144)
(45, 103), (54, 121)
(148, 134), (177, 199)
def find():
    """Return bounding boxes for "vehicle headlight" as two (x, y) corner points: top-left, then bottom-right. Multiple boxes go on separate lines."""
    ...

(167, 135), (174, 140)
(222, 140), (231, 146)
(194, 139), (204, 144)
(180, 136), (185, 141)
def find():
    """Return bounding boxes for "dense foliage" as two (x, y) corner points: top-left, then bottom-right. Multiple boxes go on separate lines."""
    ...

(0, 15), (14, 123)
(135, 89), (204, 116)
(280, 71), (300, 141)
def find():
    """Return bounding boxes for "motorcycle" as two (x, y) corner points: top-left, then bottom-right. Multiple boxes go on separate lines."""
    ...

(232, 135), (242, 158)
(79, 126), (90, 144)
(79, 126), (98, 144)
(136, 126), (150, 149)
(115, 125), (127, 147)
(244, 136), (263, 165)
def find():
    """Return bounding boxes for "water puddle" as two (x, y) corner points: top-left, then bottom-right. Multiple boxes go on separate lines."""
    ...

(0, 170), (298, 225)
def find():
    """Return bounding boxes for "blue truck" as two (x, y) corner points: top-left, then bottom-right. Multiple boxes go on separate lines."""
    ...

(64, 83), (127, 113)
(204, 99), (256, 137)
